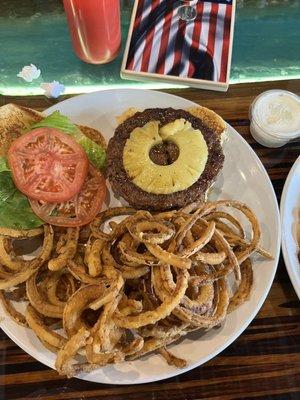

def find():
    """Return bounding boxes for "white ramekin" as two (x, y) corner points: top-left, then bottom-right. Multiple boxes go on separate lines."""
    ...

(249, 89), (300, 148)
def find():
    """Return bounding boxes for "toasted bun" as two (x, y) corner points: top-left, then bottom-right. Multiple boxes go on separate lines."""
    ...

(116, 108), (139, 125)
(187, 106), (226, 136)
(0, 103), (107, 156)
(0, 104), (43, 156)
(77, 125), (107, 150)
(116, 106), (226, 136)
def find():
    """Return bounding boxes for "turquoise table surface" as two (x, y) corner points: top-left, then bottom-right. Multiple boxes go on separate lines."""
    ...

(1, 0), (300, 95)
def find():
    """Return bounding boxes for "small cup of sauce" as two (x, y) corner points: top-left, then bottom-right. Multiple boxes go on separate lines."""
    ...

(249, 90), (300, 147)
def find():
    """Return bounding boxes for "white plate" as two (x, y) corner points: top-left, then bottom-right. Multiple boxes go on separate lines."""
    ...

(0, 89), (280, 384)
(280, 156), (300, 299)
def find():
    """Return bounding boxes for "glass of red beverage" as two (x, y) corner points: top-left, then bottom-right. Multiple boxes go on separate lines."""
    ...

(63, 0), (121, 64)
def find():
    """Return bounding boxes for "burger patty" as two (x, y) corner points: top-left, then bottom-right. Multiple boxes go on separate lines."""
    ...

(107, 108), (224, 210)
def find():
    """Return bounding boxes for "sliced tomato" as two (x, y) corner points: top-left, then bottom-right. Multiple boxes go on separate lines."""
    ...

(8, 127), (88, 203)
(29, 165), (107, 227)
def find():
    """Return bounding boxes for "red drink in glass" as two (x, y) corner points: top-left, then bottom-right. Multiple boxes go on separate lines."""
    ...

(63, 0), (121, 64)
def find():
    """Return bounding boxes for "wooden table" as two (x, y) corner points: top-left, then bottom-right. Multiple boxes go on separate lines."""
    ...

(0, 80), (299, 400)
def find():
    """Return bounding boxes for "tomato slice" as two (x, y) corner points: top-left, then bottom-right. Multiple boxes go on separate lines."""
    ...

(8, 127), (88, 203)
(29, 165), (107, 227)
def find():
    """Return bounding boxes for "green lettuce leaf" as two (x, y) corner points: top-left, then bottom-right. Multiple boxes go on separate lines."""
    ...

(0, 171), (16, 202)
(30, 110), (79, 135)
(31, 111), (106, 170)
(0, 157), (10, 173)
(76, 136), (106, 170)
(0, 170), (43, 229)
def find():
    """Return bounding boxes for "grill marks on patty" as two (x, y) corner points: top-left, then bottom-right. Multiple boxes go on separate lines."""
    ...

(107, 108), (224, 210)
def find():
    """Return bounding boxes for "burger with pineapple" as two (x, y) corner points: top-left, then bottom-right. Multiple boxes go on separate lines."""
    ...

(107, 107), (226, 210)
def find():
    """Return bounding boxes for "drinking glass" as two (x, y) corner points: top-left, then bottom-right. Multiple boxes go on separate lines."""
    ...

(63, 0), (121, 64)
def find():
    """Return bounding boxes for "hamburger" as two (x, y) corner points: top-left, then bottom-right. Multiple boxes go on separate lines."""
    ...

(0, 103), (107, 229)
(107, 107), (226, 210)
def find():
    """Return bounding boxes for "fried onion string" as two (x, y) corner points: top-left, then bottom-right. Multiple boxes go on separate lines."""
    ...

(0, 201), (270, 377)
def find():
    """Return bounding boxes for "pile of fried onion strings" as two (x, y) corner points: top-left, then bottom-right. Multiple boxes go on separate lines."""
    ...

(0, 200), (272, 377)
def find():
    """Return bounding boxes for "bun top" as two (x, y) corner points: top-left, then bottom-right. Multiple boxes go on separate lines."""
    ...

(0, 104), (43, 156)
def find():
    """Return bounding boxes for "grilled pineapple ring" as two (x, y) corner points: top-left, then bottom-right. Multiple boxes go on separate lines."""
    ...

(123, 119), (208, 195)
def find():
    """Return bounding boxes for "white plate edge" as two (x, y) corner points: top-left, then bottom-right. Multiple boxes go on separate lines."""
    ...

(280, 155), (300, 299)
